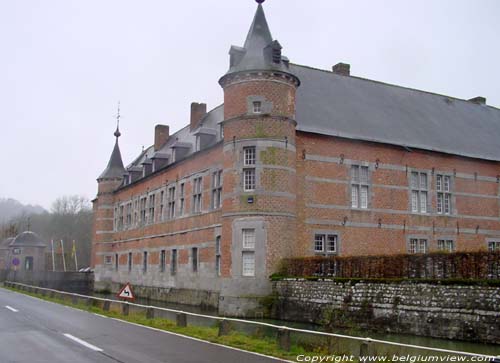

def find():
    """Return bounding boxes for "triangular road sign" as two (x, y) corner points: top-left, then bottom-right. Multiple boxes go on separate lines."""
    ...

(116, 282), (135, 301)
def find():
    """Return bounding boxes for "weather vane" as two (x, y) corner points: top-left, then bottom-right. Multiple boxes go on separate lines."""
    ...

(114, 101), (121, 138)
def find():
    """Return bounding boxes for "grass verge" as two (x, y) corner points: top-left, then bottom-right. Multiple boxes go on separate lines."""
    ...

(2, 285), (339, 362)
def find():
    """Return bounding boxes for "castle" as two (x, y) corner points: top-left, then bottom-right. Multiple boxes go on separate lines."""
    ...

(91, 1), (500, 315)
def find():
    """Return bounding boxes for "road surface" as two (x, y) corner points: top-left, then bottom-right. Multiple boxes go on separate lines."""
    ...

(0, 287), (287, 363)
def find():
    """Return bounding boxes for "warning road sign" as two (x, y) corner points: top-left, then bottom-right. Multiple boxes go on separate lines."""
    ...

(116, 283), (135, 301)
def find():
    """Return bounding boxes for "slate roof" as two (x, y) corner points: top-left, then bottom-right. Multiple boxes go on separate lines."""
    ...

(10, 231), (46, 247)
(291, 64), (500, 162)
(99, 137), (126, 180)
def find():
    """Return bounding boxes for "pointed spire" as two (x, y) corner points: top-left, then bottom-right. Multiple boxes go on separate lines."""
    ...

(98, 104), (126, 180)
(243, 3), (273, 52)
(222, 1), (293, 78)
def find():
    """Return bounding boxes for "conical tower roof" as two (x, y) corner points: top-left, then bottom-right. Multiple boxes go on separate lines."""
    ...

(98, 124), (125, 180)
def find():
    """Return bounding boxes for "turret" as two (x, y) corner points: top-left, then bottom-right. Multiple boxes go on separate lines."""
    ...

(218, 0), (300, 316)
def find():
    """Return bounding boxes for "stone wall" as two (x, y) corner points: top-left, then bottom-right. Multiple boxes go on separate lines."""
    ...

(272, 279), (500, 344)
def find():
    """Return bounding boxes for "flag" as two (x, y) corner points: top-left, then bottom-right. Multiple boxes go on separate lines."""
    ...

(71, 240), (76, 258)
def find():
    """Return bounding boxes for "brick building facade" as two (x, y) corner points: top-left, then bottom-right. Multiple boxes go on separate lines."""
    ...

(91, 2), (500, 315)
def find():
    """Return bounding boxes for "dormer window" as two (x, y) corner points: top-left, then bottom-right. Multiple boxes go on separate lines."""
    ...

(253, 101), (262, 114)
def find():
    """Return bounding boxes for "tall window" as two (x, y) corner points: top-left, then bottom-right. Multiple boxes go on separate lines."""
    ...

(411, 172), (428, 213)
(215, 236), (221, 277)
(140, 197), (147, 225)
(126, 203), (132, 228)
(243, 147), (256, 192)
(133, 200), (138, 226)
(437, 239), (455, 252)
(148, 194), (155, 224)
(212, 170), (223, 209)
(488, 241), (500, 252)
(314, 234), (338, 255)
(160, 250), (166, 273)
(192, 247), (198, 273)
(253, 101), (262, 114)
(128, 252), (132, 272)
(436, 174), (452, 214)
(179, 183), (185, 216)
(115, 253), (119, 271)
(351, 165), (369, 209)
(114, 207), (119, 231)
(171, 249), (177, 275)
(192, 177), (202, 213)
(242, 229), (255, 277)
(409, 238), (428, 254)
(143, 251), (148, 273)
(159, 190), (164, 221)
(168, 185), (176, 219)
(118, 205), (124, 230)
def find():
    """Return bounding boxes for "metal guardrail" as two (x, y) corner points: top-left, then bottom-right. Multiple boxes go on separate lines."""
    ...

(3, 281), (498, 361)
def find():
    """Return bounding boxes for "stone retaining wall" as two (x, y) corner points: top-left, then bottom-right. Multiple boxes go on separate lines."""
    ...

(272, 279), (500, 344)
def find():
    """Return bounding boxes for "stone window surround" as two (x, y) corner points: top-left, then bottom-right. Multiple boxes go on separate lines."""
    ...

(312, 229), (341, 256)
(409, 168), (430, 214)
(231, 218), (266, 279)
(246, 95), (273, 115)
(407, 235), (430, 254)
(349, 162), (371, 210)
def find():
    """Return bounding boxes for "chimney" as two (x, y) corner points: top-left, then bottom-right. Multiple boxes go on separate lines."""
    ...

(154, 124), (170, 151)
(468, 96), (486, 105)
(190, 102), (207, 131)
(332, 62), (350, 76)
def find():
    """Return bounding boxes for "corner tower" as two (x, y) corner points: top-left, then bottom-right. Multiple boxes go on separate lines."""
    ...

(218, 1), (300, 316)
(91, 118), (125, 269)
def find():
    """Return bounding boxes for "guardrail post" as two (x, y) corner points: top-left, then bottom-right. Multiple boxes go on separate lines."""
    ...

(277, 328), (291, 351)
(50, 291), (55, 299)
(176, 313), (187, 327)
(146, 307), (155, 319)
(86, 298), (93, 307)
(71, 296), (78, 305)
(218, 319), (231, 337)
(122, 303), (129, 316)
(359, 340), (374, 359)
(103, 301), (111, 312)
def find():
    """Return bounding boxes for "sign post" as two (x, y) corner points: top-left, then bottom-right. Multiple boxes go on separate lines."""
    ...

(116, 282), (135, 301)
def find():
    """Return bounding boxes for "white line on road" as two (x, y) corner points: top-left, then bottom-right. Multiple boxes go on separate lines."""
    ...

(63, 334), (103, 352)
(5, 305), (18, 312)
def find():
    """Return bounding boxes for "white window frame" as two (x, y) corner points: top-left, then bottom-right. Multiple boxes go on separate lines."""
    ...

(160, 249), (166, 273)
(168, 185), (176, 219)
(488, 241), (500, 252)
(314, 233), (338, 255)
(436, 174), (452, 215)
(212, 170), (223, 209)
(215, 236), (221, 277)
(179, 183), (185, 216)
(437, 239), (455, 252)
(242, 229), (256, 249)
(410, 171), (429, 213)
(409, 238), (428, 254)
(192, 177), (203, 213)
(242, 252), (255, 277)
(351, 165), (369, 209)
(253, 101), (262, 114)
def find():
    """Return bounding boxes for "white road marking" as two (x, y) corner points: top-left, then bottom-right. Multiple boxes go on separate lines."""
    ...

(63, 333), (103, 352)
(93, 313), (108, 318)
(5, 305), (18, 312)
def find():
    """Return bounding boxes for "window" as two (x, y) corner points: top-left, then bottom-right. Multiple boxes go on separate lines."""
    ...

(128, 252), (132, 272)
(351, 165), (369, 209)
(437, 239), (455, 252)
(133, 200), (138, 226)
(488, 241), (500, 252)
(160, 250), (166, 273)
(212, 170), (223, 209)
(242, 252), (255, 277)
(115, 253), (119, 271)
(242, 229), (255, 249)
(220, 124), (224, 139)
(192, 177), (203, 213)
(179, 183), (185, 216)
(104, 255), (113, 265)
(24, 257), (33, 271)
(148, 194), (155, 224)
(114, 207), (119, 231)
(140, 197), (147, 225)
(314, 234), (337, 255)
(243, 147), (256, 192)
(410, 172), (428, 213)
(409, 238), (428, 254)
(168, 185), (176, 219)
(215, 236), (221, 277)
(192, 247), (198, 273)
(118, 205), (124, 230)
(159, 191), (164, 221)
(143, 251), (148, 273)
(171, 249), (177, 275)
(436, 174), (452, 214)
(253, 101), (262, 114)
(126, 203), (132, 228)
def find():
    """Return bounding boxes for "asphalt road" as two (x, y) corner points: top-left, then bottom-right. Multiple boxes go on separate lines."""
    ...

(0, 287), (288, 363)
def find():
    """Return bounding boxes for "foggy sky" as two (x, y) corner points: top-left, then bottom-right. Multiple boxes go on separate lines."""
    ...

(1, 0), (499, 209)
